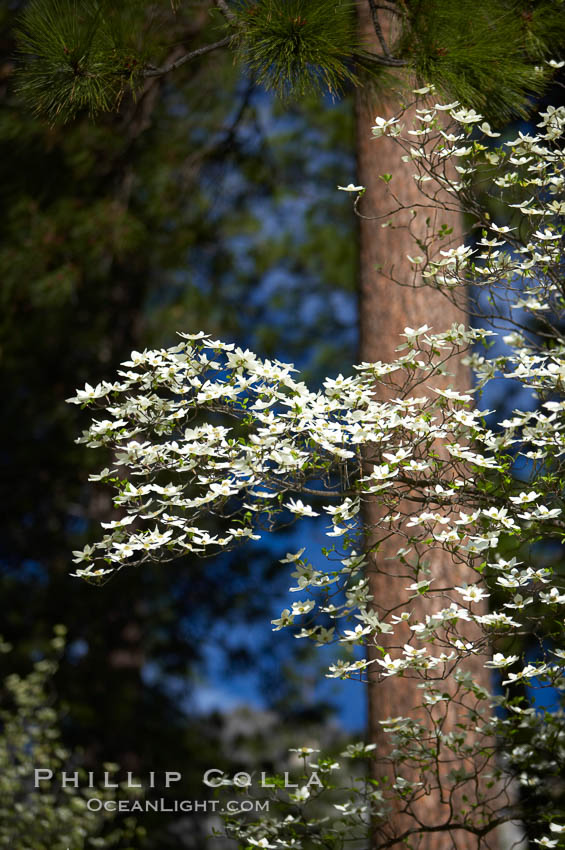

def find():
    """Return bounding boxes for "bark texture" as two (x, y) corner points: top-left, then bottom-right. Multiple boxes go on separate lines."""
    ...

(356, 4), (497, 848)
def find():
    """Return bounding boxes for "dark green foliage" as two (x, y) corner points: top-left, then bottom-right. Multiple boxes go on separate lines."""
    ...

(1, 4), (357, 842)
(15, 0), (151, 122)
(400, 0), (565, 122)
(0, 631), (144, 848)
(236, 0), (362, 97)
(13, 0), (565, 124)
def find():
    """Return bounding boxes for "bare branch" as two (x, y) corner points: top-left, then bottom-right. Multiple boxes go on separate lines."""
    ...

(358, 50), (408, 67)
(214, 0), (237, 24)
(371, 2), (403, 13)
(368, 0), (392, 57)
(178, 79), (255, 184)
(362, 0), (407, 66)
(143, 36), (231, 78)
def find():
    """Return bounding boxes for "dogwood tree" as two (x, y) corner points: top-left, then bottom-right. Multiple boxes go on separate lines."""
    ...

(0, 629), (142, 849)
(68, 91), (565, 848)
(17, 5), (565, 843)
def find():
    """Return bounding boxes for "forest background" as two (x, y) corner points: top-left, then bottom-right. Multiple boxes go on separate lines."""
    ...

(0, 2), (360, 847)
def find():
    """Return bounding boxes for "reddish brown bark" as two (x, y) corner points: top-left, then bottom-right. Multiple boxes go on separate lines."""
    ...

(356, 4), (496, 848)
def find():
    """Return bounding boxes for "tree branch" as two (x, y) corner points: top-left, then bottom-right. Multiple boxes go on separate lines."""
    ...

(367, 0), (392, 57)
(214, 0), (237, 24)
(358, 50), (408, 67)
(371, 2), (403, 13)
(379, 816), (508, 849)
(178, 78), (255, 184)
(143, 36), (231, 78)
(362, 0), (407, 67)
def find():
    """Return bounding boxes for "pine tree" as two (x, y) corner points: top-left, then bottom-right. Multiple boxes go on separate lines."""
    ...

(354, 7), (481, 848)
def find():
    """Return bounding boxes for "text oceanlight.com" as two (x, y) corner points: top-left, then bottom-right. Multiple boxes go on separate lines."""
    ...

(85, 798), (270, 813)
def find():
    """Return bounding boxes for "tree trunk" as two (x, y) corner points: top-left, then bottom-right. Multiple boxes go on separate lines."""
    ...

(356, 4), (496, 848)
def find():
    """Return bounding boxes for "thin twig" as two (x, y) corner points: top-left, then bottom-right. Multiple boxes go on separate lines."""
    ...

(372, 2), (402, 12)
(214, 0), (237, 24)
(143, 36), (231, 78)
(358, 50), (408, 67)
(178, 78), (254, 185)
(368, 0), (392, 57)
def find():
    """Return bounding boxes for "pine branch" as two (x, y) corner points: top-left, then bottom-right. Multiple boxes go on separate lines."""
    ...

(143, 36), (231, 78)
(396, 0), (561, 121)
(237, 0), (370, 97)
(16, 0), (563, 122)
(15, 0), (236, 121)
